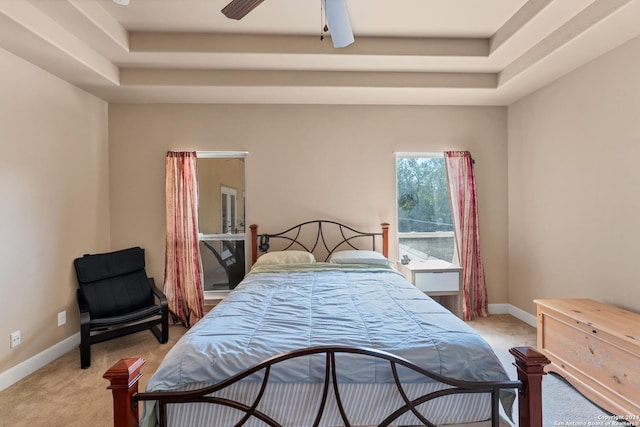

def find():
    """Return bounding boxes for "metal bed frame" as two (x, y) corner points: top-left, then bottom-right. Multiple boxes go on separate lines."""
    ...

(103, 220), (549, 427)
(104, 346), (549, 427)
(250, 220), (389, 264)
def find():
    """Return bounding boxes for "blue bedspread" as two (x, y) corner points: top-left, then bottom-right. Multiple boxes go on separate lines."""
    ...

(146, 263), (510, 392)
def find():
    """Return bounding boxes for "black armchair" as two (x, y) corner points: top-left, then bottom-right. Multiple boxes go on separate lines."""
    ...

(73, 247), (168, 369)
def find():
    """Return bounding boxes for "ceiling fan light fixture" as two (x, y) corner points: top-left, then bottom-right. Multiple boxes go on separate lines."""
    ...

(112, 0), (130, 5)
(222, 0), (265, 20)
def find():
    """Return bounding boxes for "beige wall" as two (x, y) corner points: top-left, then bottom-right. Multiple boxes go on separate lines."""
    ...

(0, 48), (109, 372)
(108, 104), (508, 304)
(508, 35), (640, 315)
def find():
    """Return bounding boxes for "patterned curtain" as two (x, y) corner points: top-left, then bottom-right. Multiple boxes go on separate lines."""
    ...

(164, 151), (204, 327)
(444, 151), (488, 320)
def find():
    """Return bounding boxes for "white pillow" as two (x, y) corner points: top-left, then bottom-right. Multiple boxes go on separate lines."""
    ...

(253, 250), (315, 266)
(328, 250), (392, 268)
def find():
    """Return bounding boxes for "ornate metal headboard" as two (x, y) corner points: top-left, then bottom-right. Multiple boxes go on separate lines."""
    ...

(250, 220), (389, 264)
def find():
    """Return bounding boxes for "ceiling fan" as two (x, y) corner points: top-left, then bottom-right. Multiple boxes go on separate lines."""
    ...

(221, 0), (354, 48)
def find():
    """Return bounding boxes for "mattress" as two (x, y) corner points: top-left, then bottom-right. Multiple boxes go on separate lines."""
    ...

(141, 263), (513, 426)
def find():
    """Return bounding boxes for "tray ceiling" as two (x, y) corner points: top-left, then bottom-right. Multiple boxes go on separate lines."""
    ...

(1, 0), (639, 105)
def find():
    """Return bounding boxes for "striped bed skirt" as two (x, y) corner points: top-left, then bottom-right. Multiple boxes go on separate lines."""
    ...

(150, 381), (502, 427)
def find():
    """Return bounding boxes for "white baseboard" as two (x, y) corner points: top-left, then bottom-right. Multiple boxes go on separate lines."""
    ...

(508, 304), (538, 328)
(0, 332), (80, 392)
(489, 303), (537, 328)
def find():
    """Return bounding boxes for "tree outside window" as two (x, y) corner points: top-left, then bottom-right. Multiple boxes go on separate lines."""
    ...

(396, 155), (455, 262)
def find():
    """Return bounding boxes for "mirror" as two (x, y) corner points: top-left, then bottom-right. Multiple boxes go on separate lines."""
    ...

(197, 155), (246, 294)
(198, 157), (245, 235)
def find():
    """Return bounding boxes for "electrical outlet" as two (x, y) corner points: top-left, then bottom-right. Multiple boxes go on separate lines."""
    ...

(57, 311), (66, 326)
(10, 331), (21, 348)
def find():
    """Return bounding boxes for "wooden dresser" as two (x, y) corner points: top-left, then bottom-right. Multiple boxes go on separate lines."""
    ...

(535, 299), (640, 419)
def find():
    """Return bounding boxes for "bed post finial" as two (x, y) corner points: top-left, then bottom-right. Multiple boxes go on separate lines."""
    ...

(509, 347), (550, 427)
(381, 223), (389, 258)
(250, 224), (258, 265)
(103, 358), (146, 427)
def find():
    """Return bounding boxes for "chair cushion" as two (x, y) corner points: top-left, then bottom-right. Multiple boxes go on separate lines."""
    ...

(74, 247), (154, 319)
(74, 247), (146, 284)
(80, 271), (154, 318)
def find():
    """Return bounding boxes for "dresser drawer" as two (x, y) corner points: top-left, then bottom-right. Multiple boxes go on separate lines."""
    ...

(414, 271), (459, 292)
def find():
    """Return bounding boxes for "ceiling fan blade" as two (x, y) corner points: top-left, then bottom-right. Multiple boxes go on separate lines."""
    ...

(324, 0), (354, 48)
(221, 0), (265, 20)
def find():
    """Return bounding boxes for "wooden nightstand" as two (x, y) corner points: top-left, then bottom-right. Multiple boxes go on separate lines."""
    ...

(398, 259), (463, 319)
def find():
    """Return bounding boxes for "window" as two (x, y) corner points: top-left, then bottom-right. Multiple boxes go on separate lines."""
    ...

(396, 153), (456, 263)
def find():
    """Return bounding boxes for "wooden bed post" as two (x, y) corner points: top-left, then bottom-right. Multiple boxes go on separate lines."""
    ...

(381, 223), (389, 258)
(103, 358), (146, 427)
(509, 347), (550, 427)
(250, 224), (258, 265)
